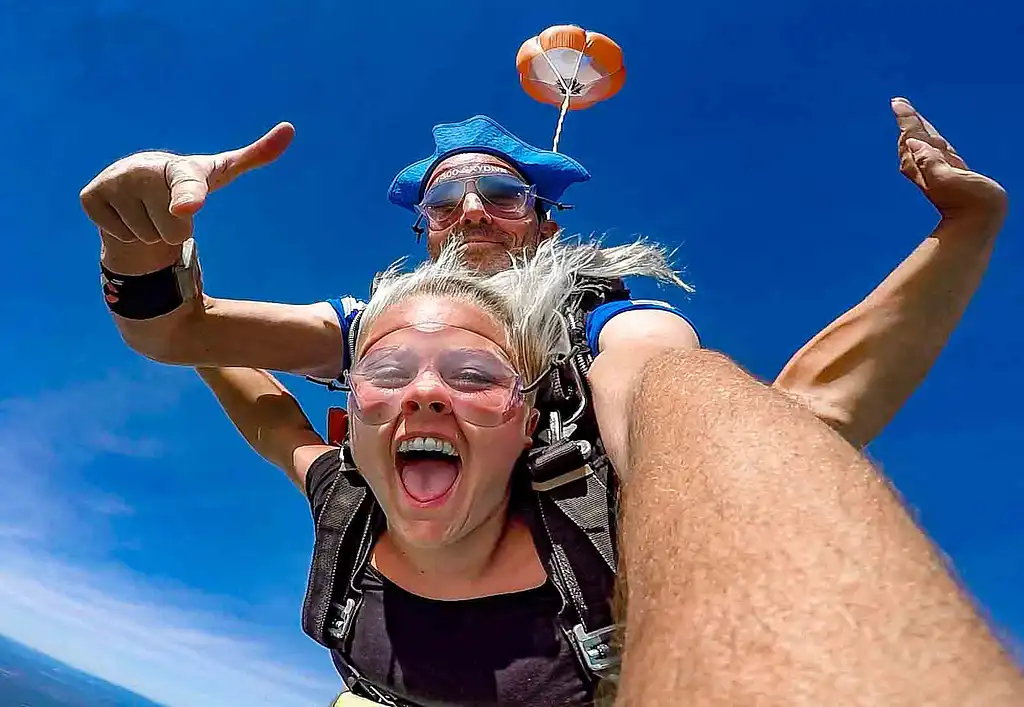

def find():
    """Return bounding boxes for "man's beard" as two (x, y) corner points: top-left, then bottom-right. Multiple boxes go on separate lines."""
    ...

(448, 225), (513, 248)
(443, 226), (534, 274)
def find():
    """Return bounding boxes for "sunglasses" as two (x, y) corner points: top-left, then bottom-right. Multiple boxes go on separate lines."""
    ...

(346, 345), (525, 427)
(411, 174), (572, 238)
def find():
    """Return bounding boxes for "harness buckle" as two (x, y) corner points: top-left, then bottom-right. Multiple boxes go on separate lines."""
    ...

(328, 598), (358, 643)
(572, 622), (620, 674)
(528, 439), (594, 491)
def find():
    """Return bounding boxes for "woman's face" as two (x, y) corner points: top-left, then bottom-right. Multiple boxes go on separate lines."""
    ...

(349, 295), (536, 549)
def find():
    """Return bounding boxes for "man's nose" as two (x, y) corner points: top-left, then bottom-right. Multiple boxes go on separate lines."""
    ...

(458, 191), (491, 226)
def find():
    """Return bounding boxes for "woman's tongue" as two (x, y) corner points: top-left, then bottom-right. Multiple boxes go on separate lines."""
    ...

(400, 458), (458, 503)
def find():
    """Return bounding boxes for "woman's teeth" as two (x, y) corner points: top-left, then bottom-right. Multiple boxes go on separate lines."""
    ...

(398, 436), (459, 458)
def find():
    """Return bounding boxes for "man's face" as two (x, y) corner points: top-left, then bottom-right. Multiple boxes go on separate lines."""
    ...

(421, 153), (559, 275)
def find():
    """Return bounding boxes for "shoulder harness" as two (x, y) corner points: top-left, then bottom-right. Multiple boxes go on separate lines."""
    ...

(301, 278), (632, 704)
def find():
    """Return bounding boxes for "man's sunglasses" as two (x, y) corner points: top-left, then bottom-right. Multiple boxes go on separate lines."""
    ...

(411, 174), (571, 239)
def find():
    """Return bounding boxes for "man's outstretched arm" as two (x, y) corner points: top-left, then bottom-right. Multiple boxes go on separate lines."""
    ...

(615, 348), (1023, 706)
(82, 125), (346, 379)
(774, 98), (1007, 448)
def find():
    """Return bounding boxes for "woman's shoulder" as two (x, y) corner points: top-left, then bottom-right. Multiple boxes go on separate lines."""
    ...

(305, 446), (345, 516)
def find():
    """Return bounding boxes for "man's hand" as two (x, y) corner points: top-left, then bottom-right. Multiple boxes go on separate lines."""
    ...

(80, 122), (295, 246)
(893, 97), (1007, 226)
(774, 99), (1007, 447)
(82, 122), (343, 379)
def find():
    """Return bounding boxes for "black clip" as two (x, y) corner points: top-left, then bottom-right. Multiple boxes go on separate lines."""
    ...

(527, 437), (594, 491)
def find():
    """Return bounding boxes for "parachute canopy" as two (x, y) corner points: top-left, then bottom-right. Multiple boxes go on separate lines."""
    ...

(516, 25), (626, 112)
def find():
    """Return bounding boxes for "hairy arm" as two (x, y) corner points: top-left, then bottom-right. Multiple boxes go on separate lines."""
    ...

(773, 214), (999, 447)
(616, 348), (1024, 706)
(587, 309), (701, 477)
(196, 366), (334, 490)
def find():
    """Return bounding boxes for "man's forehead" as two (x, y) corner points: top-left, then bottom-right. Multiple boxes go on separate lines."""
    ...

(427, 153), (525, 187)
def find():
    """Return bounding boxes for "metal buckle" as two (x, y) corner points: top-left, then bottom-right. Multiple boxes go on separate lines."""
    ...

(572, 623), (620, 674)
(531, 460), (594, 491)
(328, 598), (358, 642)
(529, 408), (596, 491)
(528, 438), (595, 491)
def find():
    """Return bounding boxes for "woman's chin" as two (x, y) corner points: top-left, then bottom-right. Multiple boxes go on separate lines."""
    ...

(384, 477), (464, 544)
(392, 516), (466, 550)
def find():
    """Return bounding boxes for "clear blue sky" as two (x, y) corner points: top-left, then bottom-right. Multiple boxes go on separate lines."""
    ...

(1, 1), (1021, 705)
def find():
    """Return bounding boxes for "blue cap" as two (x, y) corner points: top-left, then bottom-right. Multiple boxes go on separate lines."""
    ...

(387, 115), (591, 213)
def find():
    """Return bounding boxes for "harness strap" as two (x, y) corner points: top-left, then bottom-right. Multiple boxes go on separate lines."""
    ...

(519, 280), (629, 679)
(301, 446), (376, 646)
(547, 467), (617, 571)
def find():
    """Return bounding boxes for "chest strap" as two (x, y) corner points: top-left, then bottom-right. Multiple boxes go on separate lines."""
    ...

(301, 445), (379, 647)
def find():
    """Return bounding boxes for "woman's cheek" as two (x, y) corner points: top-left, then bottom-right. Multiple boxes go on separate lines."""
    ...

(349, 425), (388, 487)
(476, 423), (532, 474)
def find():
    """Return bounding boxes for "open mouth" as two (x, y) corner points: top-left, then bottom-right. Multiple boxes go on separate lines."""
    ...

(395, 436), (462, 506)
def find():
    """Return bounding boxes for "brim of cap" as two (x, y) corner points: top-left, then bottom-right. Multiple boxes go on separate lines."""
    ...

(387, 115), (591, 213)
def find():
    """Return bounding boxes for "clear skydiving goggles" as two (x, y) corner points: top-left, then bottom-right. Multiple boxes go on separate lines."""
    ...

(345, 326), (528, 428)
(410, 172), (572, 238)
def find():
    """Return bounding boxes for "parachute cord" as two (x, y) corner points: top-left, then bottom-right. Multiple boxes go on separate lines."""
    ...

(550, 43), (588, 153)
(552, 93), (571, 153)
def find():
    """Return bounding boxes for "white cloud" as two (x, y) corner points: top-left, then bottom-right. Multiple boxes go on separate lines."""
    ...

(0, 369), (168, 547)
(0, 545), (339, 706)
(0, 372), (341, 706)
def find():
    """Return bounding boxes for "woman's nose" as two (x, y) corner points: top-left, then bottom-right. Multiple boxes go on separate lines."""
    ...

(400, 373), (452, 417)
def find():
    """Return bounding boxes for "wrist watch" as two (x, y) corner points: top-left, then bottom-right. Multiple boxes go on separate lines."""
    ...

(100, 237), (203, 320)
(174, 237), (202, 302)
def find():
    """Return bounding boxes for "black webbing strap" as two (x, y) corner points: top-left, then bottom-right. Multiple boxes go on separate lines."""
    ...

(301, 446), (376, 647)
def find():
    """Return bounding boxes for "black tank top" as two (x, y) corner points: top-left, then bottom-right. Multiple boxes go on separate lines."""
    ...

(337, 561), (592, 707)
(306, 451), (593, 706)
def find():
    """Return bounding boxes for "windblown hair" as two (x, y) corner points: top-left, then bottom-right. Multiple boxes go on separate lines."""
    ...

(354, 236), (692, 387)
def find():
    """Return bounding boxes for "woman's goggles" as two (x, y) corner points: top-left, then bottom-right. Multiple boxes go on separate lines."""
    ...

(346, 345), (525, 427)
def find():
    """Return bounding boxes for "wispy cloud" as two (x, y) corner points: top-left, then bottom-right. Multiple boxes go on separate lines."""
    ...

(0, 369), (170, 547)
(0, 371), (340, 706)
(0, 546), (339, 706)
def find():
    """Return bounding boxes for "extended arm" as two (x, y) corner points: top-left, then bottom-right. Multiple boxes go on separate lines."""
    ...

(587, 308), (701, 477)
(614, 348), (1024, 706)
(82, 125), (346, 379)
(196, 366), (334, 490)
(774, 98), (1007, 447)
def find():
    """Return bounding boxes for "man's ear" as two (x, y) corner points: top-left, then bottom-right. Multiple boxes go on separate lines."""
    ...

(539, 219), (559, 241)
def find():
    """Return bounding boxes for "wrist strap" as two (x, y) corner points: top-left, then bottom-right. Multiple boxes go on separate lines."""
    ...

(100, 263), (185, 320)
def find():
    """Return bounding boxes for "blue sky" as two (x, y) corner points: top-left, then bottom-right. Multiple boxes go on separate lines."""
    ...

(2, 0), (1022, 704)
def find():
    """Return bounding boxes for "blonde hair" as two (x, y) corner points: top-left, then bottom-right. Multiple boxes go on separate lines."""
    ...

(354, 236), (691, 385)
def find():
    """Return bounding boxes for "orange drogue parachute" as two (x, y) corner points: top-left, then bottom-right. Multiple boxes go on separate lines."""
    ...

(516, 25), (625, 152)
(516, 25), (626, 111)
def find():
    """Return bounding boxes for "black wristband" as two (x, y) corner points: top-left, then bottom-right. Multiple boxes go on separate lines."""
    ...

(100, 263), (185, 320)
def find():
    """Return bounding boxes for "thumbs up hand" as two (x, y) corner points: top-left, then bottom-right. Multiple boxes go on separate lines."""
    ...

(81, 123), (295, 246)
